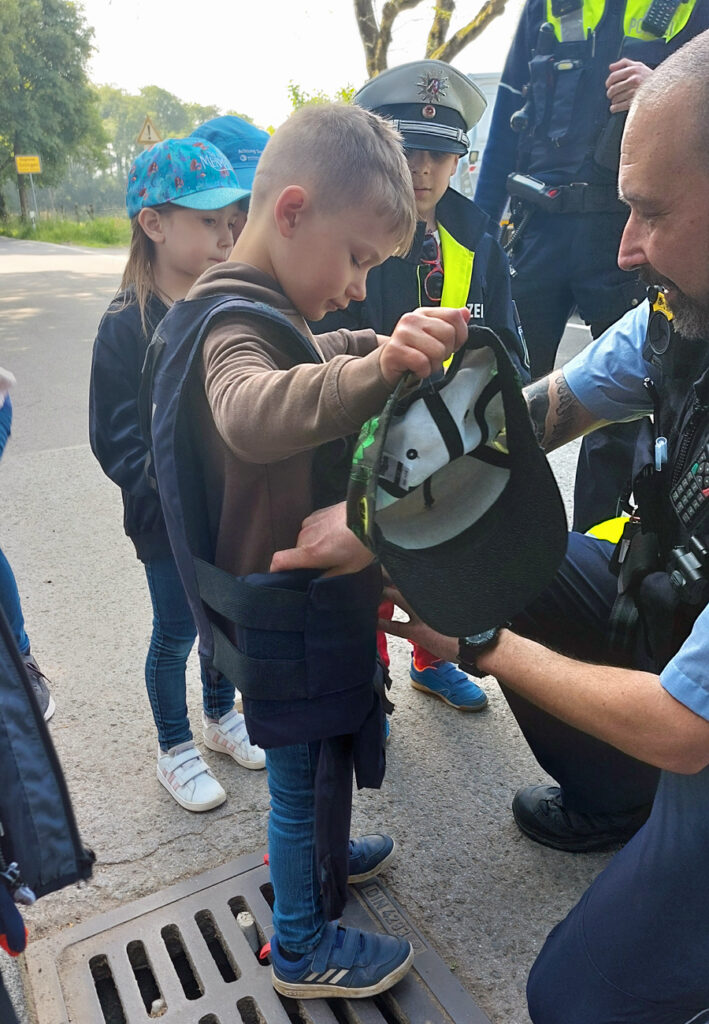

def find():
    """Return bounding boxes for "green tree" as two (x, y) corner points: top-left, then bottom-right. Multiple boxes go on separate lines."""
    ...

(353, 0), (509, 77)
(96, 86), (261, 197)
(0, 0), (104, 219)
(288, 82), (356, 111)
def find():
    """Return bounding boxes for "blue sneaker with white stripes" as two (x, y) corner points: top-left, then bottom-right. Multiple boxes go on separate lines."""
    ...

(271, 922), (413, 999)
(347, 834), (395, 883)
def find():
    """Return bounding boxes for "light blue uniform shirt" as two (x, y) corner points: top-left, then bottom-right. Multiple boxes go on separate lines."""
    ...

(563, 302), (653, 424)
(660, 605), (709, 722)
(564, 300), (709, 721)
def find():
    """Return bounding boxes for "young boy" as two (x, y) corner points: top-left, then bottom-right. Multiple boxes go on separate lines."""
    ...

(185, 103), (469, 998)
(319, 59), (530, 714)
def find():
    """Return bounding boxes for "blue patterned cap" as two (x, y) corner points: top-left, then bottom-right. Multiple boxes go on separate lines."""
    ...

(126, 137), (249, 218)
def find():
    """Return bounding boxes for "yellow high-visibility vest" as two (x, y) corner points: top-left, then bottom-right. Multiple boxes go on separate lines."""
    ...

(545, 0), (697, 43)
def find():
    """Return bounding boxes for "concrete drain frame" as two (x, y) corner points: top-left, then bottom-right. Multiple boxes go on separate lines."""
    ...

(25, 850), (491, 1024)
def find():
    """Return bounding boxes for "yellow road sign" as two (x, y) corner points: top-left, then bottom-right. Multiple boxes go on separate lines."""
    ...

(137, 116), (162, 147)
(15, 155), (42, 174)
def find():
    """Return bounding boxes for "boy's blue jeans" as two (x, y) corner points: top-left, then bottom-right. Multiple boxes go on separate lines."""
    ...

(267, 740), (327, 953)
(144, 555), (235, 750)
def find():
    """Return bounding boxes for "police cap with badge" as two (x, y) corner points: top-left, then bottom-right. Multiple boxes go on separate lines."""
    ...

(354, 59), (487, 154)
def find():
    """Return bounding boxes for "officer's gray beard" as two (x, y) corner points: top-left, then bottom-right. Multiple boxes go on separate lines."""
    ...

(639, 267), (709, 340)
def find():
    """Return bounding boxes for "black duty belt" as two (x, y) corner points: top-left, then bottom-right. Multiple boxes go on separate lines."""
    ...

(507, 173), (626, 215)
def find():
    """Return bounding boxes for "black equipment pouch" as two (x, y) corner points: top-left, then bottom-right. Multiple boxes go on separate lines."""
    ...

(529, 49), (557, 131)
(548, 56), (586, 142)
(594, 110), (627, 173)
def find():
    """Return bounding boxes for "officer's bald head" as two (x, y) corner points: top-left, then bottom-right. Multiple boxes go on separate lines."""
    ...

(618, 29), (709, 340)
(628, 29), (709, 171)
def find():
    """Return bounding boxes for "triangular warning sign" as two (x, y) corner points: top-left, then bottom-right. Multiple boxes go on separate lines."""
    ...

(137, 115), (162, 146)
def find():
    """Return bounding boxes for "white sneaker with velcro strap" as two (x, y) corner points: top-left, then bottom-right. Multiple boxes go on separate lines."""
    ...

(202, 709), (266, 770)
(157, 741), (226, 812)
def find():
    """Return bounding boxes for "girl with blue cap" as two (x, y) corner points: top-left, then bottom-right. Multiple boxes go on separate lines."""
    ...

(90, 136), (266, 812)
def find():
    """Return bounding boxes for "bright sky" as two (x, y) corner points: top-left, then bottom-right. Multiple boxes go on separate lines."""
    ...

(78, 0), (524, 131)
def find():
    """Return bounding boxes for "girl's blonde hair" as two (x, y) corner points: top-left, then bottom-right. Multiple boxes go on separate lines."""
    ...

(118, 204), (173, 334)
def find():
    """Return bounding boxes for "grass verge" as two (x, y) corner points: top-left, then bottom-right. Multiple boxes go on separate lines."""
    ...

(0, 216), (130, 247)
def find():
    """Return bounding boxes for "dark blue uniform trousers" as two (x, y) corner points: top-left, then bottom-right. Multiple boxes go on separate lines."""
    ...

(508, 533), (709, 1022)
(507, 532), (658, 815)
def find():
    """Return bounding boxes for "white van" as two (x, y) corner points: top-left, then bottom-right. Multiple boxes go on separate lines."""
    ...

(450, 71), (501, 199)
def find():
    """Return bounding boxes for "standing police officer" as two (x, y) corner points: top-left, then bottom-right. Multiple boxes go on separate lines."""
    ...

(475, 0), (708, 531)
(322, 60), (528, 379)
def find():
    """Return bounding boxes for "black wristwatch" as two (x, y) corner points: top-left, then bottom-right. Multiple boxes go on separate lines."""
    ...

(457, 626), (504, 678)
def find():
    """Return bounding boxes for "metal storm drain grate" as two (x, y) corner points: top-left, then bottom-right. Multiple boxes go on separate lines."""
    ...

(25, 850), (491, 1024)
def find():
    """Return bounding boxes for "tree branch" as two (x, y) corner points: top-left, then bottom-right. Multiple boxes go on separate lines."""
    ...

(426, 0), (455, 56)
(353, 0), (381, 77)
(431, 0), (509, 63)
(373, 0), (424, 75)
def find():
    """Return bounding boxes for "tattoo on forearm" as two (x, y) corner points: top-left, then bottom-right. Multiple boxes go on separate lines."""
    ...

(525, 380), (551, 447)
(524, 371), (586, 453)
(549, 375), (578, 450)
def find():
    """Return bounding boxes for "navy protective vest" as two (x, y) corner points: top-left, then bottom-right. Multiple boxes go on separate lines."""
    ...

(145, 295), (387, 749)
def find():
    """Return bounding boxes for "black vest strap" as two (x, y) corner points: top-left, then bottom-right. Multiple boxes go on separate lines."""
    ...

(194, 557), (307, 631)
(211, 623), (309, 702)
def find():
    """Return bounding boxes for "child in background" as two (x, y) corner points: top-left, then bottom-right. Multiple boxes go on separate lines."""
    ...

(320, 60), (530, 714)
(184, 103), (468, 997)
(0, 368), (55, 720)
(190, 115), (271, 243)
(90, 137), (265, 814)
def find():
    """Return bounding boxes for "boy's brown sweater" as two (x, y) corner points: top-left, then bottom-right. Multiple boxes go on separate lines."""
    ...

(187, 261), (393, 577)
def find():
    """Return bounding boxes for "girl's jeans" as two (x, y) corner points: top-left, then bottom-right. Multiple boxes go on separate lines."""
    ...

(267, 740), (327, 953)
(144, 555), (235, 750)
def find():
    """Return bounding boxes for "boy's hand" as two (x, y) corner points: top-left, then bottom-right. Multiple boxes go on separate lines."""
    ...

(379, 307), (470, 386)
(270, 503), (374, 578)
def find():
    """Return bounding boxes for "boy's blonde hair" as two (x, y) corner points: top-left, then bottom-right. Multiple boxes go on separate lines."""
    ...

(250, 104), (417, 256)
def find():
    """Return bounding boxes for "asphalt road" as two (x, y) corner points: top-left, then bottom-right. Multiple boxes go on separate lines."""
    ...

(0, 237), (608, 1024)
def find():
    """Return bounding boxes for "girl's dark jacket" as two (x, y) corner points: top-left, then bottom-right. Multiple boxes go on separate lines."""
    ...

(90, 290), (172, 562)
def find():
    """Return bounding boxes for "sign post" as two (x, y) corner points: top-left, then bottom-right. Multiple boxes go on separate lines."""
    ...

(15, 155), (42, 226)
(136, 116), (162, 148)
